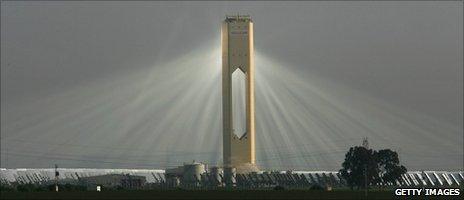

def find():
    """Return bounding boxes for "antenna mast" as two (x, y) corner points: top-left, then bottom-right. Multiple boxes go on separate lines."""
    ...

(54, 164), (59, 192)
(362, 137), (369, 149)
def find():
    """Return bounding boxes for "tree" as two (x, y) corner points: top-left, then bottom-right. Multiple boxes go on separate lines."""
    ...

(374, 149), (407, 185)
(339, 146), (406, 189)
(339, 146), (378, 190)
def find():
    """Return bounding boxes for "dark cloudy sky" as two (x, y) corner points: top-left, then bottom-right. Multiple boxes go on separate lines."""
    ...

(1, 1), (462, 170)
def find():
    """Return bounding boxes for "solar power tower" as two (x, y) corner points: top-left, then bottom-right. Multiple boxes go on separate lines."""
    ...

(221, 15), (258, 179)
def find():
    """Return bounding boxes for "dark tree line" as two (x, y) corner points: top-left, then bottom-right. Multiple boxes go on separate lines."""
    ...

(339, 146), (407, 189)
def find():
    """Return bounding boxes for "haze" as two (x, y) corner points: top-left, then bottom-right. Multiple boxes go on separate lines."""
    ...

(1, 1), (462, 171)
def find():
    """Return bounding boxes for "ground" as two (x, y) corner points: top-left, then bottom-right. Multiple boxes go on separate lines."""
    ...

(1, 189), (463, 200)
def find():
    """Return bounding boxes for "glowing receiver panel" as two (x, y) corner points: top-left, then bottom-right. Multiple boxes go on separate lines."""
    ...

(231, 69), (247, 139)
(221, 15), (256, 171)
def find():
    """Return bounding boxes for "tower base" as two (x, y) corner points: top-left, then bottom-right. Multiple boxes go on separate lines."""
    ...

(224, 163), (260, 187)
(235, 163), (260, 174)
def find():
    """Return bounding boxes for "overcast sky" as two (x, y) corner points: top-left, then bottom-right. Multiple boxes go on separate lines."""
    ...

(1, 1), (462, 170)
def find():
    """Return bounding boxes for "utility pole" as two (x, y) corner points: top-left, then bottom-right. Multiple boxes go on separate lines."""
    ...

(362, 137), (369, 149)
(54, 164), (59, 192)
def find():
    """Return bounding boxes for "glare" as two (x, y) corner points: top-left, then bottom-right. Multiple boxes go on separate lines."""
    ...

(231, 69), (247, 138)
(254, 51), (462, 170)
(1, 43), (462, 171)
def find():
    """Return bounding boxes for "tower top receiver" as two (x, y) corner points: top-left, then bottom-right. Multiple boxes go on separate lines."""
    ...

(225, 15), (252, 22)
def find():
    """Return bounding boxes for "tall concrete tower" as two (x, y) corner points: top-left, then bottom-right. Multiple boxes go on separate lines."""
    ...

(222, 15), (258, 175)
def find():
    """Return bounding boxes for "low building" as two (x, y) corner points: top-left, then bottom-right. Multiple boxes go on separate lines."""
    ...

(78, 174), (146, 190)
(165, 161), (207, 187)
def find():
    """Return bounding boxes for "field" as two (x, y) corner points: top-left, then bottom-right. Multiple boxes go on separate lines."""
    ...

(1, 189), (463, 200)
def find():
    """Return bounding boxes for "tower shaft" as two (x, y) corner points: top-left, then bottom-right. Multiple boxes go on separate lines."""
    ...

(222, 15), (256, 173)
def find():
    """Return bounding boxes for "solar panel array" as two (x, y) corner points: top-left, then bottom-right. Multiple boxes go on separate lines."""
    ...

(0, 168), (165, 185)
(1, 168), (462, 188)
